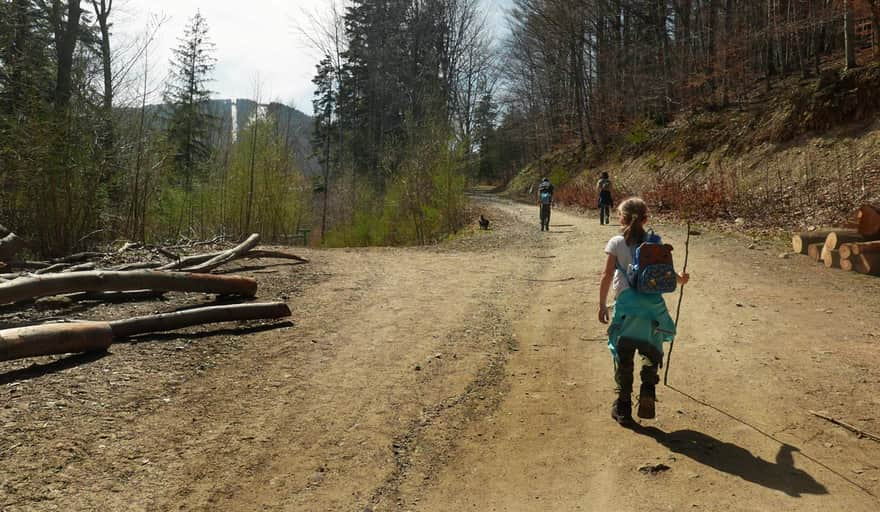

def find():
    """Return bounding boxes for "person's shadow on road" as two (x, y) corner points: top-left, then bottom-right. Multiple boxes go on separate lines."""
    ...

(632, 426), (828, 497)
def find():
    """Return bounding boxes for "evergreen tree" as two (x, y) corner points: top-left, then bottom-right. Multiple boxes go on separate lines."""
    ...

(472, 92), (498, 182)
(164, 11), (216, 193)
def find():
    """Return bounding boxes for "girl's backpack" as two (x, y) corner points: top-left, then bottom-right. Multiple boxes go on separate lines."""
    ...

(623, 231), (677, 294)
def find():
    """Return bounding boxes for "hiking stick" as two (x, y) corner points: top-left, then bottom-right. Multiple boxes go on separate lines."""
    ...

(664, 220), (691, 386)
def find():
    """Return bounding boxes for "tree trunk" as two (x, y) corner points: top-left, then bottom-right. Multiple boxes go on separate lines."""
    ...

(845, 0), (858, 70)
(792, 231), (834, 253)
(91, 0), (116, 187)
(825, 230), (876, 251)
(871, 1), (880, 60)
(109, 302), (291, 337)
(807, 243), (824, 261)
(0, 322), (113, 362)
(0, 303), (290, 362)
(853, 253), (880, 275)
(53, 0), (83, 112)
(856, 204), (880, 236)
(180, 233), (260, 272)
(851, 241), (880, 255)
(0, 270), (257, 305)
(822, 248), (842, 268)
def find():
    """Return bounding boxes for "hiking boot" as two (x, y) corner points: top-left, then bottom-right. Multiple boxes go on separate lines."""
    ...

(611, 398), (633, 426)
(637, 384), (656, 419)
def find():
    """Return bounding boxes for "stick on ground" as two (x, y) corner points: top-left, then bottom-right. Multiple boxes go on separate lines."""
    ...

(809, 410), (880, 443)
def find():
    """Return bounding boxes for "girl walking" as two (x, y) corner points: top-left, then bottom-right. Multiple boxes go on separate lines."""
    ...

(597, 197), (689, 426)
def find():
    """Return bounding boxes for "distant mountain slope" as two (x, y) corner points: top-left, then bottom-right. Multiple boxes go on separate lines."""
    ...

(206, 99), (320, 176)
(138, 99), (319, 176)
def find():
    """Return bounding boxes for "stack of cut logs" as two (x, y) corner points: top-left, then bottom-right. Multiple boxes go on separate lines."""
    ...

(0, 231), (307, 363)
(791, 204), (880, 275)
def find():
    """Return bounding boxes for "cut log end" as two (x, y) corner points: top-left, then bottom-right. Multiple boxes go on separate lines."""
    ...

(808, 243), (824, 262)
(823, 249), (842, 269)
(793, 232), (834, 254)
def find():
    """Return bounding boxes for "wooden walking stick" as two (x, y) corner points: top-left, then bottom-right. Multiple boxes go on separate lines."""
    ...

(664, 221), (691, 385)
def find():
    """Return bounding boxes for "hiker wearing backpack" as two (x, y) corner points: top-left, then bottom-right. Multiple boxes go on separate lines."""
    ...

(537, 177), (554, 231)
(597, 197), (690, 426)
(597, 172), (613, 225)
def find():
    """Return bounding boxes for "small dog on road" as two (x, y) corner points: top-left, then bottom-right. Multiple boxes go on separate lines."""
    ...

(478, 215), (490, 230)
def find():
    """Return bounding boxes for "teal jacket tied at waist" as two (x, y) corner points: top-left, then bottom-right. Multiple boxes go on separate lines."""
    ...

(607, 288), (676, 361)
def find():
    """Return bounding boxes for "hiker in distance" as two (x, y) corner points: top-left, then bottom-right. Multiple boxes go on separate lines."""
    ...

(598, 197), (690, 426)
(537, 177), (554, 231)
(597, 171), (613, 225)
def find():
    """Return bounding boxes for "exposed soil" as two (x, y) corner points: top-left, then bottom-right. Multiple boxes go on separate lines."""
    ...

(3, 194), (880, 511)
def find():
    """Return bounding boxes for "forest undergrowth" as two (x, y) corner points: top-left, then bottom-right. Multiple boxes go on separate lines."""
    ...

(508, 61), (880, 238)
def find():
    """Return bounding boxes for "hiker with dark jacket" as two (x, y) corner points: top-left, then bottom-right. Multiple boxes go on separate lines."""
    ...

(598, 197), (690, 426)
(537, 177), (554, 231)
(597, 172), (613, 225)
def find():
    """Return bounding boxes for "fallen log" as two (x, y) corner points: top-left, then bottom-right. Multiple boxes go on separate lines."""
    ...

(4, 260), (51, 270)
(0, 270), (257, 305)
(851, 241), (880, 256)
(0, 322), (113, 362)
(0, 303), (289, 362)
(51, 251), (106, 264)
(838, 243), (854, 260)
(158, 247), (308, 271)
(245, 249), (309, 263)
(822, 248), (842, 269)
(824, 230), (875, 251)
(61, 262), (97, 273)
(807, 243), (824, 262)
(65, 290), (167, 303)
(792, 231), (834, 254)
(112, 261), (163, 271)
(841, 257), (854, 271)
(183, 233), (260, 272)
(856, 204), (880, 237)
(109, 302), (291, 337)
(34, 263), (70, 275)
(853, 253), (880, 276)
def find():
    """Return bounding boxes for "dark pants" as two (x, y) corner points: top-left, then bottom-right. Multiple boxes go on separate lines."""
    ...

(614, 337), (662, 402)
(540, 204), (551, 230)
(599, 204), (611, 225)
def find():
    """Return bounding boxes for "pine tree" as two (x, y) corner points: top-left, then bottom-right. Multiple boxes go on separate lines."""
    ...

(164, 11), (216, 193)
(312, 55), (337, 241)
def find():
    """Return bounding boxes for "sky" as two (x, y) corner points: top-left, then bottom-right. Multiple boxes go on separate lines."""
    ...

(117, 0), (512, 115)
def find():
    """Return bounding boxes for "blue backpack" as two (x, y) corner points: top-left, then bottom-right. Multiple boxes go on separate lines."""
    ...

(620, 231), (677, 294)
(540, 190), (552, 204)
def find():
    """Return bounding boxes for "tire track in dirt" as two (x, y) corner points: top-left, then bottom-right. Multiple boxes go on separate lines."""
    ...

(364, 305), (518, 511)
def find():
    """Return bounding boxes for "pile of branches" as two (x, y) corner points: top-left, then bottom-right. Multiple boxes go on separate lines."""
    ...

(0, 232), (307, 363)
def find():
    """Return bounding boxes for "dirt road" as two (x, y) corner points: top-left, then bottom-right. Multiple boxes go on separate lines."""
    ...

(3, 194), (880, 511)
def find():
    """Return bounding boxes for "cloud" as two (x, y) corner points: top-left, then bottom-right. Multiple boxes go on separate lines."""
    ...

(117, 0), (328, 113)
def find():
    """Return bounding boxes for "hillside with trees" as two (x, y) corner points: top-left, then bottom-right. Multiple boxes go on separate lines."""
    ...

(494, 0), (880, 231)
(4, 0), (880, 257)
(0, 3), (315, 257)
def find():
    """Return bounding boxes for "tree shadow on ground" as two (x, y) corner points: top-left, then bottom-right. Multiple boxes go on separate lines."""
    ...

(0, 351), (109, 385)
(632, 425), (828, 497)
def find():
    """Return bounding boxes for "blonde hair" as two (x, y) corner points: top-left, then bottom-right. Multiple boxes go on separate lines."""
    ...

(618, 197), (648, 246)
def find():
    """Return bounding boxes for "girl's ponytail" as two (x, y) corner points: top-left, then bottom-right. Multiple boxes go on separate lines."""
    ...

(619, 197), (648, 246)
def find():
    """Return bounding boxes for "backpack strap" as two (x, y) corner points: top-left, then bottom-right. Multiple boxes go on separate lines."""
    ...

(614, 242), (638, 288)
